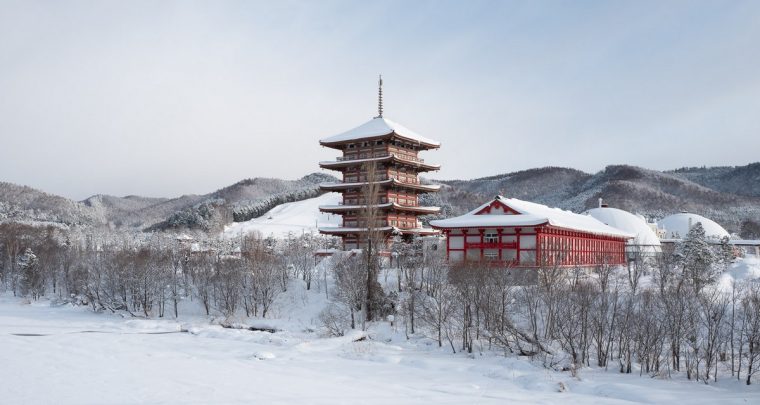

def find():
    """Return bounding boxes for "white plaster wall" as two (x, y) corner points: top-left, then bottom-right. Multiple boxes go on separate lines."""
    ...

(449, 236), (464, 249)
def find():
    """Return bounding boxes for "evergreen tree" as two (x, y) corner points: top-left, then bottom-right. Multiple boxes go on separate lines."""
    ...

(717, 235), (735, 271)
(674, 223), (717, 292)
(17, 247), (42, 299)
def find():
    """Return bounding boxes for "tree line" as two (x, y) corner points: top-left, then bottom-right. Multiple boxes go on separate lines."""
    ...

(322, 224), (760, 385)
(2, 221), (760, 385)
(0, 223), (333, 320)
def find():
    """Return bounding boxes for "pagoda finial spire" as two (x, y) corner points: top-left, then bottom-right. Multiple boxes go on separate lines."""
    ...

(376, 74), (383, 118)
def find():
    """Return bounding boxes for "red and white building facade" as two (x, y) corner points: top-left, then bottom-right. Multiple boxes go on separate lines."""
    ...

(430, 196), (632, 267)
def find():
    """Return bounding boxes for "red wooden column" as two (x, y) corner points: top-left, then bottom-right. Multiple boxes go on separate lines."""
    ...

(462, 229), (468, 259)
(479, 229), (485, 260)
(515, 227), (522, 264)
(444, 230), (451, 259)
(536, 227), (542, 266)
(497, 229), (503, 262)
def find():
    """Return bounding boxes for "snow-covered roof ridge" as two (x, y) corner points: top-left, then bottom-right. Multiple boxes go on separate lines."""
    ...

(320, 117), (440, 147)
(430, 195), (634, 238)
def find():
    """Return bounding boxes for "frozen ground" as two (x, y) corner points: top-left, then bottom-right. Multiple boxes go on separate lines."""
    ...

(719, 254), (760, 290)
(2, 288), (759, 404)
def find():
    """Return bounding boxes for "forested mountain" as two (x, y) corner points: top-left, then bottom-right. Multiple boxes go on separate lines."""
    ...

(428, 163), (760, 234)
(1, 163), (758, 234)
(148, 173), (336, 231)
(0, 182), (100, 226)
(668, 163), (760, 197)
(1, 174), (337, 232)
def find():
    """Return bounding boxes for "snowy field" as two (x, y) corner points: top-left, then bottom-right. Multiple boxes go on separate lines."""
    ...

(2, 287), (759, 405)
(222, 192), (342, 239)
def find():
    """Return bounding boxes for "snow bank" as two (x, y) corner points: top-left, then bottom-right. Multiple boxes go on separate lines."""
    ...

(718, 256), (760, 290)
(2, 288), (760, 404)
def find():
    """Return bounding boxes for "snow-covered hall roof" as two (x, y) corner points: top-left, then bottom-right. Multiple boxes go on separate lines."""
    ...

(320, 117), (440, 148)
(658, 212), (730, 240)
(430, 196), (634, 239)
(584, 207), (661, 247)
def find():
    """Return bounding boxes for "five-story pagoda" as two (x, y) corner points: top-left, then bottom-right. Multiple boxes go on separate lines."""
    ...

(318, 78), (441, 250)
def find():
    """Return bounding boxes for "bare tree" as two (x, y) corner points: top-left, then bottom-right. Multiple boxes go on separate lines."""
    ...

(414, 257), (459, 352)
(697, 288), (729, 383)
(214, 257), (243, 318)
(740, 284), (760, 384)
(591, 262), (620, 368)
(285, 234), (317, 290)
(332, 253), (367, 329)
(359, 160), (386, 326)
(251, 253), (284, 318)
(187, 253), (215, 316)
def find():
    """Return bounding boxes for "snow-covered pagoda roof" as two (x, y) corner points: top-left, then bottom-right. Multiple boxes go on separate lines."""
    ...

(320, 117), (440, 148)
(430, 196), (634, 239)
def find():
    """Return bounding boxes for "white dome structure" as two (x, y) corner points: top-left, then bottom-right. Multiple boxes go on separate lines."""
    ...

(658, 212), (729, 241)
(585, 207), (662, 255)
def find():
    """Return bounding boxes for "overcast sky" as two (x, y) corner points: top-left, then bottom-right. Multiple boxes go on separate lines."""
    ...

(1, 1), (759, 200)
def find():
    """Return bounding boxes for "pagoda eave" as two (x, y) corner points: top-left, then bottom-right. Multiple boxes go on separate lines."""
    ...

(319, 179), (441, 193)
(320, 132), (440, 151)
(318, 226), (439, 237)
(319, 204), (441, 214)
(396, 228), (440, 236)
(319, 155), (440, 172)
(318, 226), (396, 235)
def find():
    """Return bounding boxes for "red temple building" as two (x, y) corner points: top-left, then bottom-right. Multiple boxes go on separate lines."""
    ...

(430, 196), (632, 267)
(317, 85), (441, 249)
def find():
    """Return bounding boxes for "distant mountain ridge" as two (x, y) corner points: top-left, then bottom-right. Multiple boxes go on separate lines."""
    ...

(1, 164), (758, 234)
(0, 182), (100, 226)
(1, 173), (337, 231)
(428, 163), (760, 233)
(668, 163), (760, 197)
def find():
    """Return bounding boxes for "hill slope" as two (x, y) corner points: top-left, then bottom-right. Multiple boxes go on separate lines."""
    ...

(0, 173), (337, 231)
(668, 163), (760, 197)
(431, 164), (760, 233)
(0, 182), (100, 226)
(2, 163), (758, 234)
(222, 192), (342, 239)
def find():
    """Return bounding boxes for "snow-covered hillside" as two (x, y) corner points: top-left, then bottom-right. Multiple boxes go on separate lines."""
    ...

(222, 192), (342, 239)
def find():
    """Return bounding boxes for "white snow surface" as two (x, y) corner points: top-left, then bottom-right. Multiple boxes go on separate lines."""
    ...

(2, 283), (759, 404)
(718, 255), (760, 291)
(431, 196), (633, 238)
(584, 207), (661, 247)
(223, 192), (342, 239)
(658, 212), (730, 240)
(320, 117), (441, 146)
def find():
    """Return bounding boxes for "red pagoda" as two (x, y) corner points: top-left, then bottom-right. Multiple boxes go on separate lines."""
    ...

(318, 78), (441, 250)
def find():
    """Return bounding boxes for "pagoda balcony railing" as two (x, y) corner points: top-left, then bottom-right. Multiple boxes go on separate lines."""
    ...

(337, 199), (419, 206)
(390, 176), (421, 185)
(336, 152), (425, 163)
(343, 220), (390, 228)
(342, 175), (421, 185)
